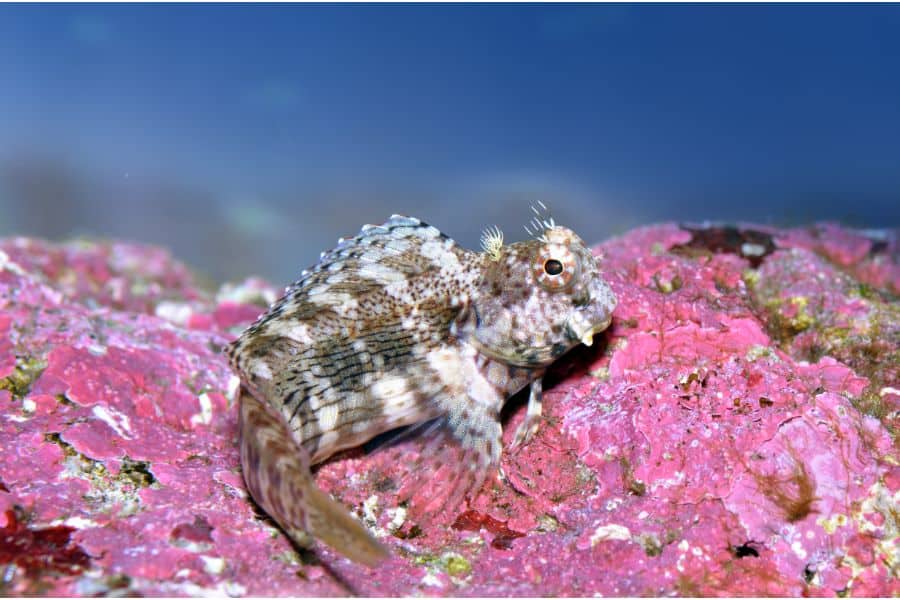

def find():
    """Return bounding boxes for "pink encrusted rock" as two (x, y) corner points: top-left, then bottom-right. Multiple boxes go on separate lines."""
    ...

(0, 225), (897, 596)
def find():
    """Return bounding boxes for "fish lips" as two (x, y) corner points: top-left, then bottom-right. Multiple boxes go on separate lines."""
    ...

(567, 313), (613, 347)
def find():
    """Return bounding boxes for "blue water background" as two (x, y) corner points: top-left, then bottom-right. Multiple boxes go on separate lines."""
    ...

(1, 4), (897, 282)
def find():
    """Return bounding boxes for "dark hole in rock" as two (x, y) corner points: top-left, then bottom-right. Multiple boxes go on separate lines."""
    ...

(732, 542), (760, 558)
(171, 515), (214, 544)
(803, 563), (816, 583)
(121, 457), (156, 487)
(673, 224), (776, 268)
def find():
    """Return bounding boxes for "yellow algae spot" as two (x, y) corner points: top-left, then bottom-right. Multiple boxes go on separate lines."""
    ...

(443, 553), (472, 577)
(414, 551), (472, 581)
(818, 513), (848, 534)
(0, 355), (47, 398)
(742, 268), (761, 287)
(787, 296), (815, 332)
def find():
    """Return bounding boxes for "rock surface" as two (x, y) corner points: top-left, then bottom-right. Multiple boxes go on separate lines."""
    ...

(0, 223), (897, 596)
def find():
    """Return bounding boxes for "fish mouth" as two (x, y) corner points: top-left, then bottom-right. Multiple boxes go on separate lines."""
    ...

(568, 315), (612, 347)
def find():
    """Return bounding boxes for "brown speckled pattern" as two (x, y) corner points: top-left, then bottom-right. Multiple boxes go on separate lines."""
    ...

(227, 215), (617, 565)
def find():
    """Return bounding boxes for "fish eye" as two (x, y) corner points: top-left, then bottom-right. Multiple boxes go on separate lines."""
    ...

(533, 245), (577, 291)
(544, 259), (563, 276)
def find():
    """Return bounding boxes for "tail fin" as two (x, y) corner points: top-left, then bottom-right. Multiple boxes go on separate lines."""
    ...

(238, 389), (390, 567)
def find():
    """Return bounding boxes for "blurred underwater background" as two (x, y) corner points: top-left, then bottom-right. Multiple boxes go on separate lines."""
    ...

(0, 3), (898, 284)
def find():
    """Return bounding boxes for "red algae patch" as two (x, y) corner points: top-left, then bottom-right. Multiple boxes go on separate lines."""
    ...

(0, 509), (91, 594)
(0, 225), (897, 596)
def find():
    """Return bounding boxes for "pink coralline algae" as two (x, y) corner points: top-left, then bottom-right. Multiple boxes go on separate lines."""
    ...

(0, 224), (897, 596)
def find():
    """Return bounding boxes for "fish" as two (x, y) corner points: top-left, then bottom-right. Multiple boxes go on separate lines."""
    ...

(226, 207), (617, 566)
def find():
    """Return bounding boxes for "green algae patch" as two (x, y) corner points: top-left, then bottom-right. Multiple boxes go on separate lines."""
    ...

(757, 294), (817, 341)
(0, 356), (47, 399)
(444, 553), (472, 578)
(411, 551), (473, 579)
(44, 434), (156, 517)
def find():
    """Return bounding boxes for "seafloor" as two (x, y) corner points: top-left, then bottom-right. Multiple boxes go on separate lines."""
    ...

(0, 222), (897, 596)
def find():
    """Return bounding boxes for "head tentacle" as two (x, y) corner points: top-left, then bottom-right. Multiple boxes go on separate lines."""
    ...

(480, 225), (504, 261)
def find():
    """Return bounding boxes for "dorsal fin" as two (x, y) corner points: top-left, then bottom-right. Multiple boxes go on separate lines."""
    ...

(287, 215), (449, 293)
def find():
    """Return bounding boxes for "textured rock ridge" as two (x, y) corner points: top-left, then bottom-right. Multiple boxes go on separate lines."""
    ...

(0, 223), (896, 596)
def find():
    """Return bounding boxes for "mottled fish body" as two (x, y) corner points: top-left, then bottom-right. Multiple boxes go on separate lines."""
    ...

(227, 213), (616, 566)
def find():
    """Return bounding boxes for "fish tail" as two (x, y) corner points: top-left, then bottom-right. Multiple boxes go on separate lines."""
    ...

(238, 389), (390, 567)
